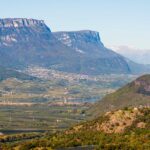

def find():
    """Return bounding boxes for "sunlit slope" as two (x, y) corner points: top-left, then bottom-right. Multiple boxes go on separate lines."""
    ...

(88, 74), (150, 117)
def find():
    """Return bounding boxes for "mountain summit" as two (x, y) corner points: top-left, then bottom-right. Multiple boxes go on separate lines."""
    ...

(0, 18), (45, 28)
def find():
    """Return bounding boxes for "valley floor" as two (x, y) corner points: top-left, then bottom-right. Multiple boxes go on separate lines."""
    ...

(0, 74), (136, 133)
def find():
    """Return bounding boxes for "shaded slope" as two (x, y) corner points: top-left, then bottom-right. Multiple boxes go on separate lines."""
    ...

(125, 58), (150, 74)
(0, 66), (36, 81)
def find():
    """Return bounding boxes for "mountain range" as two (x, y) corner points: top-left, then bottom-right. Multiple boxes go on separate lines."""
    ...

(0, 18), (149, 75)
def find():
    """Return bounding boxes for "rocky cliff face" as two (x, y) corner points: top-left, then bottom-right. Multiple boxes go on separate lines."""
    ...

(54, 30), (105, 55)
(0, 18), (131, 74)
(0, 18), (45, 28)
(0, 18), (51, 46)
(134, 75), (150, 95)
(54, 30), (102, 48)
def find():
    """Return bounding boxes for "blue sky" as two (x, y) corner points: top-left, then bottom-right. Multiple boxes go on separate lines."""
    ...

(0, 0), (150, 49)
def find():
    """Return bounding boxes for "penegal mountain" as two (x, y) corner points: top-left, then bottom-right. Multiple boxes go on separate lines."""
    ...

(0, 18), (149, 75)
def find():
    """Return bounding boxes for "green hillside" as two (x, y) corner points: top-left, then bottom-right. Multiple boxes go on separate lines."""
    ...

(88, 74), (150, 118)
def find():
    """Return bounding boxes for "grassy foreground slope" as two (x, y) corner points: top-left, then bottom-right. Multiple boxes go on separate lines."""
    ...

(1, 107), (150, 150)
(88, 74), (150, 118)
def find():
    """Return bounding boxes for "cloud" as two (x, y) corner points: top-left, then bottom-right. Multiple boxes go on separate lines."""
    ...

(106, 45), (150, 64)
(108, 45), (150, 52)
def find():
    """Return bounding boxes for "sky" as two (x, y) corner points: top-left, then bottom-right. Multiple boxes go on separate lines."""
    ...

(0, 0), (150, 50)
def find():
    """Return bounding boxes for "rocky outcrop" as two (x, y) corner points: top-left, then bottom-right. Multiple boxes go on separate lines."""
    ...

(134, 75), (150, 95)
(0, 18), (51, 46)
(54, 30), (103, 48)
(54, 30), (106, 56)
(100, 108), (142, 133)
(0, 18), (46, 28)
(67, 107), (149, 134)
